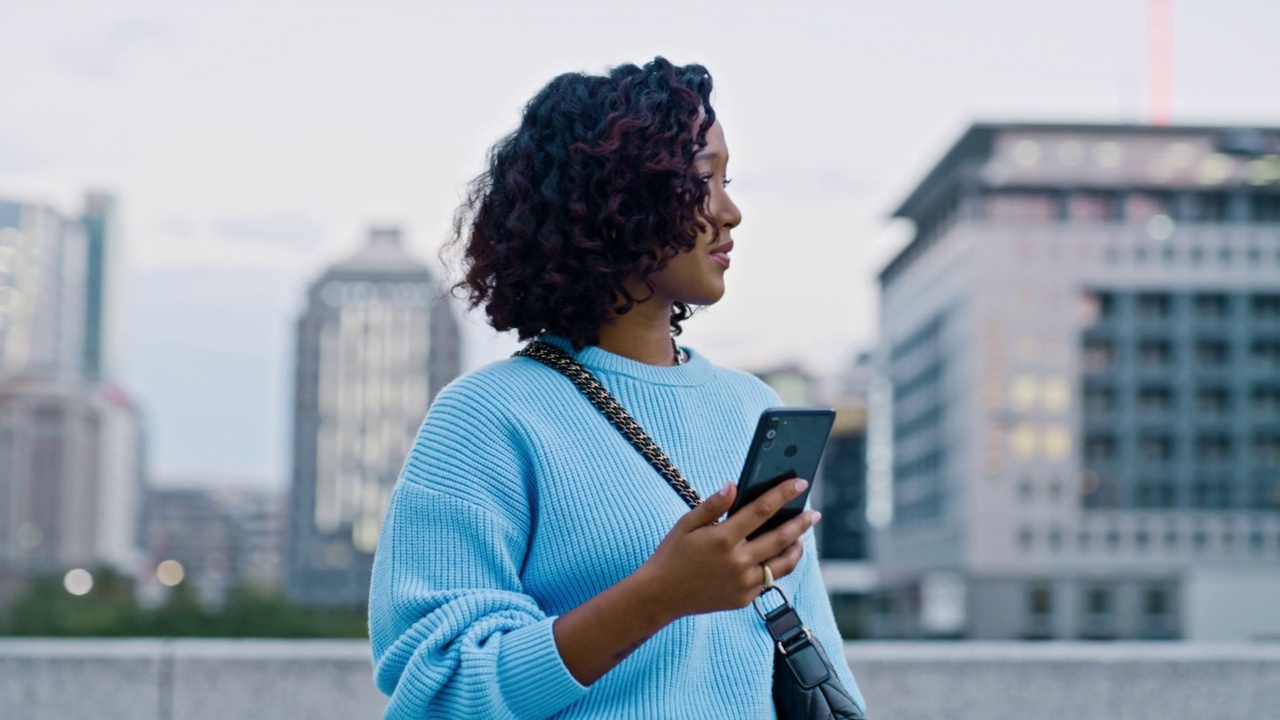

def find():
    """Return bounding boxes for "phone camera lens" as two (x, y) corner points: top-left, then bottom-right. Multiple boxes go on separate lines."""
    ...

(766, 429), (777, 440)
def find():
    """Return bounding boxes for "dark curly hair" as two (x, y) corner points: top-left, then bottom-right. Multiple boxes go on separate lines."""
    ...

(447, 57), (716, 350)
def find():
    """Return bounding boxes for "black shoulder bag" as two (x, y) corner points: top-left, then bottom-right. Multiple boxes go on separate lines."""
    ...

(516, 341), (866, 720)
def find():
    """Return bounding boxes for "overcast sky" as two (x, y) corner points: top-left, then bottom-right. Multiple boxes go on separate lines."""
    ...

(3, 0), (1278, 486)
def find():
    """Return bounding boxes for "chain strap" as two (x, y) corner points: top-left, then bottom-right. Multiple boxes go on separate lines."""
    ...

(514, 341), (704, 510)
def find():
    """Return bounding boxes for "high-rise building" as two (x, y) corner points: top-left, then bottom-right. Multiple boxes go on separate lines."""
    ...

(874, 123), (1280, 640)
(0, 378), (145, 603)
(80, 192), (118, 380)
(0, 199), (87, 377)
(287, 227), (461, 606)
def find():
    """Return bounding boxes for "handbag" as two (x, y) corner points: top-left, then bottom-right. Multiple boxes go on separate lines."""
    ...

(515, 340), (866, 720)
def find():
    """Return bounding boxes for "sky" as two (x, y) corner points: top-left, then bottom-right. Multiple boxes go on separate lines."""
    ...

(2, 0), (1278, 487)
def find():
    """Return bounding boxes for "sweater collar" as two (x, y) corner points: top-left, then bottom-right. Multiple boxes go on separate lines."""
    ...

(538, 335), (712, 387)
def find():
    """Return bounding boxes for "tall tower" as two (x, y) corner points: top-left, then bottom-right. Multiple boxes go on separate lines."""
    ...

(80, 192), (117, 380)
(0, 199), (87, 377)
(875, 123), (1280, 640)
(287, 227), (460, 606)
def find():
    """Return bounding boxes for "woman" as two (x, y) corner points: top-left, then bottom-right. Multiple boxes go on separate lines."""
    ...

(369, 57), (866, 719)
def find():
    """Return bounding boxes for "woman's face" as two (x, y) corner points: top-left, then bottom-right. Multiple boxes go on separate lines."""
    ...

(644, 119), (742, 307)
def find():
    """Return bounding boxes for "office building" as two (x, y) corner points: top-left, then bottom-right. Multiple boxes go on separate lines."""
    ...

(0, 199), (87, 377)
(287, 227), (461, 606)
(141, 483), (285, 607)
(0, 378), (145, 603)
(874, 123), (1280, 640)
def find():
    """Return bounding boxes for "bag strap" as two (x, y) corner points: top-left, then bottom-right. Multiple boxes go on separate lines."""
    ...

(514, 340), (704, 510)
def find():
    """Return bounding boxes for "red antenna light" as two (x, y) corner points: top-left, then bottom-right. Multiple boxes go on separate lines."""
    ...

(1148, 0), (1173, 126)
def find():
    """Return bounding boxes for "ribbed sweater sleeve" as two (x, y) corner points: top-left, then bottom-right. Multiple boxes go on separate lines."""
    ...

(368, 380), (589, 720)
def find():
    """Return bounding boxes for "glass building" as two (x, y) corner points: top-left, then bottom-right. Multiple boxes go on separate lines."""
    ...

(286, 227), (460, 607)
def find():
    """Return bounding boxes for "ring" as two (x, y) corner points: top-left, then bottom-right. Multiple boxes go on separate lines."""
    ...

(761, 562), (774, 589)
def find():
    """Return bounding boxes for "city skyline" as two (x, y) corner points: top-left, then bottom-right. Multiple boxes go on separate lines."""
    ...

(4, 1), (1280, 484)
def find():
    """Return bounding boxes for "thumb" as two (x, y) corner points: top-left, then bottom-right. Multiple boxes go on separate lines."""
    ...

(678, 481), (735, 530)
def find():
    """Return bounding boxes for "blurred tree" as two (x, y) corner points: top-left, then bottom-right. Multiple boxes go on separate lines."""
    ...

(0, 568), (367, 638)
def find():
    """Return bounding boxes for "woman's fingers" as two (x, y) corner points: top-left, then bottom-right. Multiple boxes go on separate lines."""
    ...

(675, 481), (736, 532)
(719, 478), (809, 538)
(765, 539), (806, 581)
(744, 509), (819, 565)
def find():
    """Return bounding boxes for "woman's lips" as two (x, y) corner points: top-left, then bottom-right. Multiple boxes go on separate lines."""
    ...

(709, 240), (733, 268)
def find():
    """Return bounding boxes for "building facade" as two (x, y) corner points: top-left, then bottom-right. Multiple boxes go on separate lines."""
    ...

(141, 483), (285, 607)
(287, 227), (461, 606)
(0, 379), (144, 590)
(0, 199), (87, 377)
(875, 123), (1280, 640)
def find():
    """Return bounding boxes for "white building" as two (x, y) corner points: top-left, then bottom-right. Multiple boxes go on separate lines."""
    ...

(875, 123), (1280, 640)
(0, 199), (87, 377)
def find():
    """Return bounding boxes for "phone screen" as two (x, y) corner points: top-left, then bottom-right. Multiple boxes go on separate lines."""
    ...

(727, 407), (835, 539)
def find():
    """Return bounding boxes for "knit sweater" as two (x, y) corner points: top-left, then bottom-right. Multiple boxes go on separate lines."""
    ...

(368, 336), (866, 719)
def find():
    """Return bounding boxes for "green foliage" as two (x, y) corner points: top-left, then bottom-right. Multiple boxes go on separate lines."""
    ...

(0, 568), (367, 639)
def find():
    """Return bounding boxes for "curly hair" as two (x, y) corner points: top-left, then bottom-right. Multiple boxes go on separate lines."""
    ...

(447, 57), (716, 350)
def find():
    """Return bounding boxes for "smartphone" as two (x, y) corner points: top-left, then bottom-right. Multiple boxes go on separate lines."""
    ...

(727, 407), (836, 539)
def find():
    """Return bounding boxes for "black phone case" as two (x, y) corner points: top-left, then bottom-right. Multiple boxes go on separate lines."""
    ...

(728, 407), (836, 539)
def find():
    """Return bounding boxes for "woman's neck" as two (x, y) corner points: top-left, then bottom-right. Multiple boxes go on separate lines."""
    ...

(596, 300), (677, 367)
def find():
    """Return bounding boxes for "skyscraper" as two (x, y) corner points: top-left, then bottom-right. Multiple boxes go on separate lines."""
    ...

(80, 192), (117, 380)
(0, 199), (87, 377)
(287, 227), (461, 606)
(874, 123), (1280, 640)
(0, 194), (143, 605)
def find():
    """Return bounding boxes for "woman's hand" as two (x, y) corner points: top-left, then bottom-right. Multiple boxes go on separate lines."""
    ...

(638, 478), (820, 622)
(551, 477), (818, 686)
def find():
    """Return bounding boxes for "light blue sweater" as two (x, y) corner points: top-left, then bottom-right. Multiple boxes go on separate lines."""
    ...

(369, 336), (866, 719)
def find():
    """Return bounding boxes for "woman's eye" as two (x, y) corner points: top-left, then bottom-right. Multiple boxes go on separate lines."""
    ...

(699, 172), (714, 184)
(722, 177), (733, 188)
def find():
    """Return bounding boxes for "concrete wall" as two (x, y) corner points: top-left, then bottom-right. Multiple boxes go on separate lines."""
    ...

(2, 639), (1279, 719)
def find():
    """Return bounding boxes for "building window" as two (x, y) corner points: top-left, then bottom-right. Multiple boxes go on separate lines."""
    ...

(1143, 586), (1171, 618)
(1249, 530), (1265, 552)
(1252, 386), (1280, 415)
(985, 192), (1058, 221)
(1136, 482), (1156, 508)
(1251, 483), (1279, 510)
(1084, 435), (1118, 463)
(1194, 294), (1229, 319)
(1068, 192), (1119, 221)
(1164, 528), (1178, 548)
(1252, 295), (1280, 320)
(1138, 386), (1174, 413)
(1083, 340), (1115, 372)
(1048, 526), (1063, 552)
(1138, 340), (1174, 368)
(1138, 434), (1174, 463)
(1028, 583), (1053, 616)
(1196, 435), (1232, 462)
(1018, 477), (1033, 502)
(1135, 528), (1150, 551)
(1085, 586), (1112, 616)
(1018, 526), (1033, 551)
(1137, 293), (1172, 319)
(1254, 435), (1280, 467)
(1105, 528), (1121, 551)
(1251, 340), (1280, 370)
(1084, 385), (1117, 413)
(1195, 340), (1230, 366)
(1197, 387), (1231, 415)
